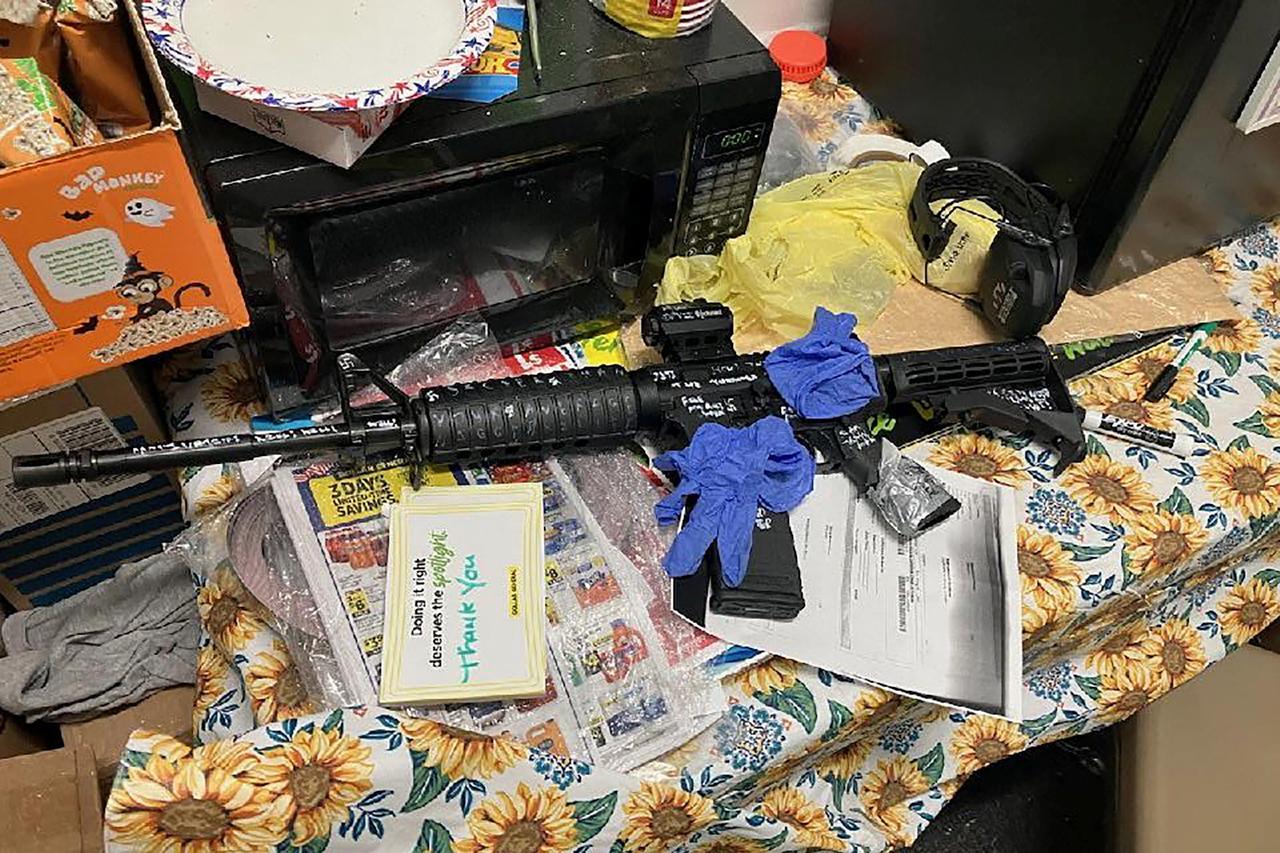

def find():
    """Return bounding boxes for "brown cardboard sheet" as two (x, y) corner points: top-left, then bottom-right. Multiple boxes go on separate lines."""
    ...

(1253, 618), (1280, 656)
(862, 257), (1241, 354)
(1118, 645), (1280, 853)
(0, 709), (55, 759)
(0, 743), (103, 852)
(60, 685), (195, 801)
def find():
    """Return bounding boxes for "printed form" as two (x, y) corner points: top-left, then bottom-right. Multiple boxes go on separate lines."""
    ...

(704, 466), (1022, 719)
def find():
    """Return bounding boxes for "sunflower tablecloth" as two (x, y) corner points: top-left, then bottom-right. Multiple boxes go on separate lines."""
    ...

(153, 335), (268, 521)
(118, 81), (1280, 852)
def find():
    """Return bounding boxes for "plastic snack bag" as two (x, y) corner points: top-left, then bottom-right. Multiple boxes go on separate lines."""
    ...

(0, 56), (101, 166)
(56, 0), (150, 136)
(0, 0), (61, 81)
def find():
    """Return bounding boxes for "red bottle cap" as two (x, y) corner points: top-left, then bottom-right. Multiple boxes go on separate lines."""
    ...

(768, 30), (827, 84)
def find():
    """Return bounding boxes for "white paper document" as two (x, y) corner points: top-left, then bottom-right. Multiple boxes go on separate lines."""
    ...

(701, 466), (1022, 719)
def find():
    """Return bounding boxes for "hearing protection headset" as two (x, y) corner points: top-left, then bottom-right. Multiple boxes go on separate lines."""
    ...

(909, 158), (1077, 339)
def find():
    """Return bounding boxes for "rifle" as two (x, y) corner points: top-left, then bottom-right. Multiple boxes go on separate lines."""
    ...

(13, 301), (1086, 489)
(13, 303), (1084, 615)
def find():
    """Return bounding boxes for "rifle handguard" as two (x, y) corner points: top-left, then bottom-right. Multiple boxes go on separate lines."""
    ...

(416, 367), (643, 464)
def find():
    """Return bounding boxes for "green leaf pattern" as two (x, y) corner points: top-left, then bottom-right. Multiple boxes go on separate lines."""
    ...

(754, 680), (819, 734)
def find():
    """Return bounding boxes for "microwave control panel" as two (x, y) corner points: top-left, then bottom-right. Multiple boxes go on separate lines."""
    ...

(677, 122), (768, 257)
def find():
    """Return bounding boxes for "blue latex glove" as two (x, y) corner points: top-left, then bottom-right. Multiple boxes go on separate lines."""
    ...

(763, 307), (881, 419)
(653, 416), (815, 586)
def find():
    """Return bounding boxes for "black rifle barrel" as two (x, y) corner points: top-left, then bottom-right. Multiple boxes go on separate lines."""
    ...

(12, 365), (650, 487)
(12, 423), (365, 487)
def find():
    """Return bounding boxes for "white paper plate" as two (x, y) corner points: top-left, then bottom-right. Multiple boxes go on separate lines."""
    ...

(142, 0), (497, 111)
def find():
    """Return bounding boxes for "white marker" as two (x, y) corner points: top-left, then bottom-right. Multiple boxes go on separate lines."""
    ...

(1083, 410), (1192, 457)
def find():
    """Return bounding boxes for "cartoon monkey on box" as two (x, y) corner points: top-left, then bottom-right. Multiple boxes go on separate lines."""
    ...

(76, 253), (210, 333)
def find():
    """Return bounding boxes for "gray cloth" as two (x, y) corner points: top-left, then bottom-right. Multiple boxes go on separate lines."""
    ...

(0, 550), (198, 722)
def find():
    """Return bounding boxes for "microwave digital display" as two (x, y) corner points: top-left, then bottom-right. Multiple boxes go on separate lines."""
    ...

(704, 123), (766, 160)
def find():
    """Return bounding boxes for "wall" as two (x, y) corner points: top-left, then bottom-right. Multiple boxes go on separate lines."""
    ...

(723, 0), (832, 42)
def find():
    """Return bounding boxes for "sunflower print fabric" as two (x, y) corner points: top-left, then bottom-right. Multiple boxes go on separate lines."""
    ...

(152, 336), (267, 521)
(775, 69), (891, 172)
(124, 90), (1280, 849)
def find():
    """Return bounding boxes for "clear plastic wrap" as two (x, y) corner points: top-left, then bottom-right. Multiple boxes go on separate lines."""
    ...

(173, 473), (360, 714)
(228, 488), (325, 638)
(412, 459), (725, 770)
(555, 449), (725, 669)
(758, 104), (824, 192)
(384, 318), (507, 388)
(314, 315), (511, 422)
(546, 460), (724, 766)
(320, 257), (472, 347)
(758, 69), (886, 192)
(227, 486), (357, 710)
(867, 439), (960, 538)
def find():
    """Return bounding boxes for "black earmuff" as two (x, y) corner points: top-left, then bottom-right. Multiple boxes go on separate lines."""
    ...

(909, 158), (1076, 339)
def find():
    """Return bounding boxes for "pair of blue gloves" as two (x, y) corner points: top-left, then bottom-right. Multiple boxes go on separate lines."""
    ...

(654, 308), (879, 585)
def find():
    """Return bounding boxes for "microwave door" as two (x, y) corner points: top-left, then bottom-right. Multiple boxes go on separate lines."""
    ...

(298, 157), (609, 354)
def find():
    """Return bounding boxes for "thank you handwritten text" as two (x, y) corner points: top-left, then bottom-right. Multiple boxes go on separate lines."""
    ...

(455, 555), (487, 682)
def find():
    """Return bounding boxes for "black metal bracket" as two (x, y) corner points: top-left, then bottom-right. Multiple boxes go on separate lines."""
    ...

(334, 352), (425, 488)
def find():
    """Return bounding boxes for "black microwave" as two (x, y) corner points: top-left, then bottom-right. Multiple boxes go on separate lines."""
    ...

(169, 4), (780, 417)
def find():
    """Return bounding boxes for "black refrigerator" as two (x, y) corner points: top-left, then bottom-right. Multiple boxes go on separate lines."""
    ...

(828, 0), (1280, 293)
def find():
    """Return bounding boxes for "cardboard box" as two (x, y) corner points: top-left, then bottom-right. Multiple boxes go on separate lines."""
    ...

(194, 82), (405, 168)
(0, 711), (57, 760)
(1117, 645), (1280, 853)
(61, 686), (195, 802)
(0, 3), (248, 403)
(0, 743), (104, 853)
(1252, 618), (1280, 655)
(0, 367), (184, 609)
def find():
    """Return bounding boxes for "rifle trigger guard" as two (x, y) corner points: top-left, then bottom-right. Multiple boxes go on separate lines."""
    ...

(800, 430), (842, 475)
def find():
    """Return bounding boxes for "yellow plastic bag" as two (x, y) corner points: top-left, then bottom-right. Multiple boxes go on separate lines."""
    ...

(658, 160), (998, 350)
